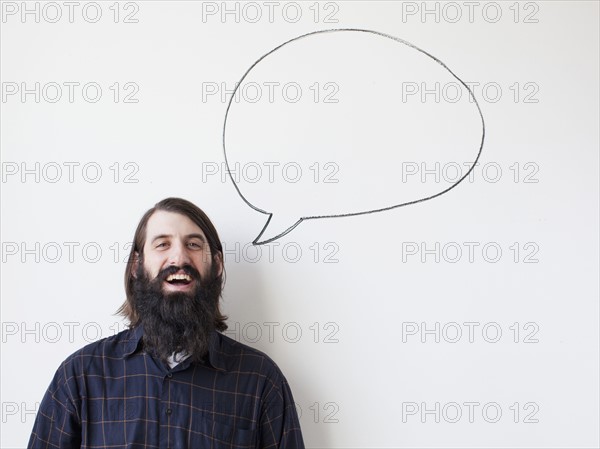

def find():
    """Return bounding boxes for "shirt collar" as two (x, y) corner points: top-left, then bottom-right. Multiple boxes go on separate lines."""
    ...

(207, 331), (227, 372)
(122, 324), (144, 357)
(123, 325), (227, 372)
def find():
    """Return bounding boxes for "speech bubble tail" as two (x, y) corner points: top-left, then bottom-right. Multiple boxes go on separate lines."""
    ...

(253, 213), (304, 245)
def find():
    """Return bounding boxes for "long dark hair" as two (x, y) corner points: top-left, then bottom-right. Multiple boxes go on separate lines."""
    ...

(116, 197), (227, 331)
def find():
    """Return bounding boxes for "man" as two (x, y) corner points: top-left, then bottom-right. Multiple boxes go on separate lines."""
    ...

(28, 197), (305, 449)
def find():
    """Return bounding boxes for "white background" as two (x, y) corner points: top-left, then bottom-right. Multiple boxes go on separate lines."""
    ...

(1, 1), (599, 447)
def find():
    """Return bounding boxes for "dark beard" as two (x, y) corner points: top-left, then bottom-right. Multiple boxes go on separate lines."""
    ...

(131, 261), (221, 366)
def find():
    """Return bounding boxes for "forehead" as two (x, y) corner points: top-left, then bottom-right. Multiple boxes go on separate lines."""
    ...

(145, 210), (206, 241)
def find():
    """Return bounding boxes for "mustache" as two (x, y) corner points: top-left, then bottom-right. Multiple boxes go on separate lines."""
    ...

(153, 264), (202, 283)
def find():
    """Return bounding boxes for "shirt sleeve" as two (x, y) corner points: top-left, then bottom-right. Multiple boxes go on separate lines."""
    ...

(27, 360), (82, 449)
(259, 370), (305, 449)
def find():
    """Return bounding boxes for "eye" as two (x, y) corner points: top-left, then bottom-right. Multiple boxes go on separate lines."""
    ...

(155, 242), (169, 249)
(188, 241), (203, 249)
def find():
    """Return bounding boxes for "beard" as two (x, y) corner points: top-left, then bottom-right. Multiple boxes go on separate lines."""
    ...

(131, 260), (222, 365)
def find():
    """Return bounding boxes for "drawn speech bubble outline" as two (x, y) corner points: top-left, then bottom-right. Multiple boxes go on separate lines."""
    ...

(222, 28), (485, 245)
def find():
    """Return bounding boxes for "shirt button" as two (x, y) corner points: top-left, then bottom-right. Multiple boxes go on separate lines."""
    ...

(167, 372), (173, 378)
(166, 408), (172, 415)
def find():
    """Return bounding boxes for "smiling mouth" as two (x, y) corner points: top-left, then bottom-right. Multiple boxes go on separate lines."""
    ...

(165, 273), (193, 286)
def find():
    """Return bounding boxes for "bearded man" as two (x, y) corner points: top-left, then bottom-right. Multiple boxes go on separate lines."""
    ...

(28, 197), (305, 449)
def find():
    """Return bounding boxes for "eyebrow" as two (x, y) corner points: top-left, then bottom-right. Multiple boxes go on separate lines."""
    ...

(150, 233), (207, 244)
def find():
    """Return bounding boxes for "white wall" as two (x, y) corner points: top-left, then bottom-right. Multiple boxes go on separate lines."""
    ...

(1, 1), (598, 447)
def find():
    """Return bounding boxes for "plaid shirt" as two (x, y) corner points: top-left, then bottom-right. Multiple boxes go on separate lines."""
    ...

(27, 325), (304, 449)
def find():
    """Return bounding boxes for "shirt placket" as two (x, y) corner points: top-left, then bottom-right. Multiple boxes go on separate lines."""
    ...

(160, 368), (174, 449)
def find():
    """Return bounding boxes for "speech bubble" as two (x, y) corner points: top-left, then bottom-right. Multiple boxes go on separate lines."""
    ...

(222, 28), (485, 244)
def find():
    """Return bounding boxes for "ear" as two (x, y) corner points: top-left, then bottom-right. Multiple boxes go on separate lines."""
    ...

(214, 251), (223, 277)
(131, 252), (140, 278)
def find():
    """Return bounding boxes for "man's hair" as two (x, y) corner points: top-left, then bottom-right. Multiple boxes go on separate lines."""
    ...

(117, 197), (227, 331)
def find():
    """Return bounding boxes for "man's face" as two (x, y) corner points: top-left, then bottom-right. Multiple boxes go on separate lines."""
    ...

(138, 210), (220, 295)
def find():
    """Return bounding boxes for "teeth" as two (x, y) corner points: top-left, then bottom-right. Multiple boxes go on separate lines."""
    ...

(166, 273), (192, 282)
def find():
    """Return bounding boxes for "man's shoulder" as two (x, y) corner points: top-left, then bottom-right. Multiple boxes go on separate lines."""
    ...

(41, 327), (138, 391)
(60, 327), (139, 369)
(212, 331), (286, 378)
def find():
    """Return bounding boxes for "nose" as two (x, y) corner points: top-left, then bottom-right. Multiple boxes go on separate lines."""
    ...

(168, 241), (191, 267)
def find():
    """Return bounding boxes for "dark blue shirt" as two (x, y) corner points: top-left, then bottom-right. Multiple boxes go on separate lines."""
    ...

(28, 325), (304, 448)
